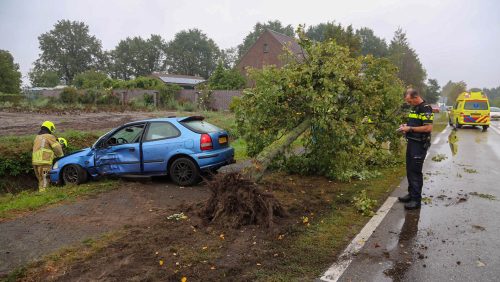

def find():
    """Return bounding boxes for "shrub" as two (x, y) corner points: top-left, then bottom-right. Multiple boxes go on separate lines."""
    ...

(228, 96), (241, 113)
(353, 190), (378, 216)
(59, 87), (79, 104)
(0, 92), (24, 103)
(0, 131), (102, 194)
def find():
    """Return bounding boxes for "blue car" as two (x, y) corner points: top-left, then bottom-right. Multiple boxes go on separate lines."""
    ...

(50, 116), (235, 186)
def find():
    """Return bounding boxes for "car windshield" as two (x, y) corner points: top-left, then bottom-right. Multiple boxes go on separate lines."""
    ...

(93, 129), (114, 148)
(464, 101), (488, 110)
(180, 120), (221, 133)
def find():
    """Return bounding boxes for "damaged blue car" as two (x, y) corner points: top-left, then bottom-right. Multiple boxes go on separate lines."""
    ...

(50, 116), (235, 186)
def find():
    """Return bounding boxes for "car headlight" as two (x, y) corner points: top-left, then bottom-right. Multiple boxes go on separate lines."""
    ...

(53, 161), (59, 169)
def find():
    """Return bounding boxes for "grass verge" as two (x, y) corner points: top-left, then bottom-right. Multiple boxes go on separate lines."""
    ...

(0, 180), (118, 221)
(1, 230), (126, 282)
(432, 112), (449, 133)
(254, 166), (405, 281)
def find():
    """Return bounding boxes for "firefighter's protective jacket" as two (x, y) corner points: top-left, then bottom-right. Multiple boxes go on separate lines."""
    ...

(32, 134), (64, 165)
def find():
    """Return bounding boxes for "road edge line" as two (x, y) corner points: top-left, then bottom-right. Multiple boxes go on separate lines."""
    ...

(319, 196), (398, 282)
(490, 126), (500, 135)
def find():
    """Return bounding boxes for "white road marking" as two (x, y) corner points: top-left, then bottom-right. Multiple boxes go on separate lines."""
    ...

(320, 197), (398, 282)
(491, 126), (500, 135)
(432, 125), (449, 145)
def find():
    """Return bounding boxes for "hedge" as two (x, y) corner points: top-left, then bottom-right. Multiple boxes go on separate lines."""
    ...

(0, 131), (102, 193)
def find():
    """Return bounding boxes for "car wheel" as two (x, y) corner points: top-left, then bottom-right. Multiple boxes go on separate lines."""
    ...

(483, 125), (488, 131)
(169, 157), (200, 186)
(62, 164), (88, 185)
(455, 119), (462, 128)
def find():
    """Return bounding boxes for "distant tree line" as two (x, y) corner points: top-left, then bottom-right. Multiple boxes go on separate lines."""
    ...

(0, 19), (467, 97)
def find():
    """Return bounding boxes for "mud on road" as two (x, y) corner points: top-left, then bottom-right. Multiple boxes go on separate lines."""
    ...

(0, 110), (178, 136)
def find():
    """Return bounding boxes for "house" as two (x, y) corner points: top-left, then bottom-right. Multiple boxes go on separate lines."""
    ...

(151, 73), (206, 89)
(236, 29), (305, 78)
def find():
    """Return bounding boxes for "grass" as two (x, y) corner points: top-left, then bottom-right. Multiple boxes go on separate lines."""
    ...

(0, 180), (118, 220)
(432, 112), (449, 133)
(4, 230), (127, 282)
(231, 138), (248, 161)
(254, 165), (405, 281)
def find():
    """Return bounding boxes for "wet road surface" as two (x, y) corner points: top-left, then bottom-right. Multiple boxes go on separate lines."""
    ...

(336, 120), (500, 281)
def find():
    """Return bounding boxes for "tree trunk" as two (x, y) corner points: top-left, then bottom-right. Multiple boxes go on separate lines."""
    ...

(245, 118), (311, 183)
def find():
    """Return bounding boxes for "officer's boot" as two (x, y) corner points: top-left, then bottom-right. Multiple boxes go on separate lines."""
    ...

(404, 200), (421, 210)
(398, 194), (412, 203)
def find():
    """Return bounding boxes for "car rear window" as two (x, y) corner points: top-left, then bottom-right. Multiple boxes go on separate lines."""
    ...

(181, 120), (221, 133)
(464, 101), (488, 110)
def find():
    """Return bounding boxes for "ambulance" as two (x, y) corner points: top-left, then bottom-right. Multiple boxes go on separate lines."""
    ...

(448, 91), (490, 130)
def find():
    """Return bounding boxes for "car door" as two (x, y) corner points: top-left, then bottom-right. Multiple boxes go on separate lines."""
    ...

(94, 123), (145, 175)
(142, 121), (182, 173)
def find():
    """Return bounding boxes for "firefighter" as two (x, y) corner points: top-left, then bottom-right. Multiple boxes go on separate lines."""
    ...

(32, 121), (64, 192)
(398, 89), (434, 210)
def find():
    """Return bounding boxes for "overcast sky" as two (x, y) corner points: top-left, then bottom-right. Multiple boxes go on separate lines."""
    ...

(1, 0), (499, 88)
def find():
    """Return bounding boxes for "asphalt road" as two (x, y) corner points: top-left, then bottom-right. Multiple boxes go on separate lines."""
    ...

(335, 120), (500, 282)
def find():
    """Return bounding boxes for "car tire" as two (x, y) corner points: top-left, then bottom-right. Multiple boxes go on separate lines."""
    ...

(483, 125), (488, 131)
(62, 164), (88, 185)
(455, 119), (462, 129)
(169, 157), (200, 186)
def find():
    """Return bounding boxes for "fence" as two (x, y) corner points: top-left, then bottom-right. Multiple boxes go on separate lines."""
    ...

(177, 90), (243, 111)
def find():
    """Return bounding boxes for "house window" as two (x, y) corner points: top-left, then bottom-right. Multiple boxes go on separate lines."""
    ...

(263, 43), (269, 53)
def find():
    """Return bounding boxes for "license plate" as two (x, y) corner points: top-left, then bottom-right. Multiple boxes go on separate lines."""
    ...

(218, 136), (227, 144)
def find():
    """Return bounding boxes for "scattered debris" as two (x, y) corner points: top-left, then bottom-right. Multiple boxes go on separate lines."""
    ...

(470, 192), (496, 200)
(463, 168), (478, 174)
(476, 260), (486, 267)
(472, 225), (486, 231)
(167, 212), (188, 221)
(422, 197), (432, 204)
(456, 261), (461, 265)
(431, 154), (448, 162)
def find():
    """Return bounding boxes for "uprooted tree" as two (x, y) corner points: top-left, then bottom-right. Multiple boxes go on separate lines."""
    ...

(237, 27), (405, 182)
(202, 27), (404, 228)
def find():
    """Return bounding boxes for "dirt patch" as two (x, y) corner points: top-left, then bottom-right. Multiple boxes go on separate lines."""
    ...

(0, 179), (209, 276)
(0, 110), (175, 136)
(0, 175), (38, 194)
(15, 173), (343, 281)
(201, 173), (287, 228)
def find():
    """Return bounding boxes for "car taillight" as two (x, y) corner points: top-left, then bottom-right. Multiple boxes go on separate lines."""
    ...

(460, 112), (464, 116)
(200, 134), (213, 151)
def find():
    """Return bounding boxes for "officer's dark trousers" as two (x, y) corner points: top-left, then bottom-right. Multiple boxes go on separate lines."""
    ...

(406, 140), (428, 201)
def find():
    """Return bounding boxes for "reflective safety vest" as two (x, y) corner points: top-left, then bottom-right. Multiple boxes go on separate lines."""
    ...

(32, 134), (64, 165)
(406, 101), (434, 143)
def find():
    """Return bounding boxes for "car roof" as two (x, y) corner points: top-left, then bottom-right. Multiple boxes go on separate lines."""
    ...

(121, 116), (205, 126)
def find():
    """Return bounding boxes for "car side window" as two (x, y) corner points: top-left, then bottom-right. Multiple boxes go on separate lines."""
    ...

(454, 102), (459, 110)
(107, 124), (145, 146)
(145, 122), (180, 141)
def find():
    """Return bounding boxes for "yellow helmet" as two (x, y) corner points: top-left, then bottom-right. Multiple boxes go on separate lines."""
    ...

(57, 137), (68, 148)
(41, 121), (56, 133)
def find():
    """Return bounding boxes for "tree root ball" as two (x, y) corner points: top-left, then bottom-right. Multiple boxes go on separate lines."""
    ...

(201, 172), (287, 228)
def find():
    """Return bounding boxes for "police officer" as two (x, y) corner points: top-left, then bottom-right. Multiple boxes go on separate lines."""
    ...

(398, 89), (433, 210)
